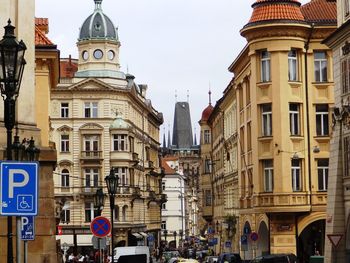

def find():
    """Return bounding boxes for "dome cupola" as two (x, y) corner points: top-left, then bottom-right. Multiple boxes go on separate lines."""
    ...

(79, 0), (118, 41)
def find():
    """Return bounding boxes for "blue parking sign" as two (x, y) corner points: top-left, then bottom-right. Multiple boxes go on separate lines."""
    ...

(0, 162), (39, 216)
(21, 216), (35, 240)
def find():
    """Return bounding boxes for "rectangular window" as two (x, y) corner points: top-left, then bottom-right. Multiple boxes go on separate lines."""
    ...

(261, 50), (271, 82)
(161, 221), (166, 230)
(84, 135), (99, 156)
(289, 103), (300, 135)
(316, 104), (329, 136)
(291, 159), (301, 191)
(61, 206), (70, 223)
(84, 202), (96, 222)
(162, 181), (165, 190)
(115, 167), (128, 186)
(247, 122), (252, 150)
(239, 86), (244, 110)
(344, 136), (350, 177)
(317, 159), (329, 191)
(246, 80), (251, 104)
(341, 59), (349, 94)
(61, 134), (69, 152)
(288, 49), (298, 81)
(204, 130), (211, 144)
(113, 134), (127, 151)
(162, 203), (166, 210)
(261, 104), (272, 136)
(84, 102), (98, 118)
(205, 189), (212, 206)
(61, 169), (70, 187)
(314, 51), (328, 82)
(345, 0), (350, 17)
(204, 159), (212, 174)
(85, 168), (99, 187)
(263, 160), (273, 192)
(61, 103), (69, 118)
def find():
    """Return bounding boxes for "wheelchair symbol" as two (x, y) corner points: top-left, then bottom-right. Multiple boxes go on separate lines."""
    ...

(17, 195), (32, 211)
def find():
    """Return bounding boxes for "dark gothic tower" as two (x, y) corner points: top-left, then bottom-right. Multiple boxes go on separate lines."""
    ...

(172, 102), (193, 149)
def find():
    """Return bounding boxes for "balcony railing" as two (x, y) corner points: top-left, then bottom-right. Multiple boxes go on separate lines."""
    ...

(132, 152), (139, 162)
(81, 151), (103, 159)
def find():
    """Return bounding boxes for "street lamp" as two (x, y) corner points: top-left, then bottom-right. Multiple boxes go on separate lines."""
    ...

(163, 230), (168, 242)
(105, 168), (118, 262)
(0, 19), (26, 263)
(173, 231), (177, 249)
(94, 188), (105, 216)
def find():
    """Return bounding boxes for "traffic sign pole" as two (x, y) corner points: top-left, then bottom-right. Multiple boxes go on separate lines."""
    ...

(16, 217), (22, 263)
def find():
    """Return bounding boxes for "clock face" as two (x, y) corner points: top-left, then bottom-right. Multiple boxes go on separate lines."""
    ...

(82, 50), (89, 60)
(108, 50), (115, 60)
(93, 49), (103, 59)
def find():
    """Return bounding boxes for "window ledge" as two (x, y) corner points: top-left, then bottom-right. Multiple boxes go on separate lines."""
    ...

(258, 136), (273, 141)
(290, 135), (304, 141)
(314, 136), (330, 142)
(312, 82), (333, 87)
(257, 82), (272, 89)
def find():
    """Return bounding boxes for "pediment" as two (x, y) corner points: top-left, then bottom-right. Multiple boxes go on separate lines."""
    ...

(79, 123), (104, 130)
(57, 125), (73, 132)
(68, 78), (116, 91)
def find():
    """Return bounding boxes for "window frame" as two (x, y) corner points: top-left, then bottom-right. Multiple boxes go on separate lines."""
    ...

(314, 51), (328, 82)
(60, 134), (69, 152)
(84, 135), (99, 156)
(113, 134), (128, 151)
(289, 103), (300, 136)
(115, 167), (129, 186)
(203, 130), (211, 144)
(84, 102), (98, 118)
(288, 49), (298, 81)
(315, 104), (329, 136)
(61, 206), (70, 223)
(291, 159), (302, 192)
(261, 104), (272, 136)
(61, 169), (70, 187)
(84, 168), (99, 187)
(261, 50), (271, 82)
(84, 202), (97, 223)
(61, 103), (69, 118)
(317, 159), (329, 191)
(263, 160), (273, 192)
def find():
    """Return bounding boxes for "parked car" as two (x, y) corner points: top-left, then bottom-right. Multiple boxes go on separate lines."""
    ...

(249, 254), (297, 263)
(205, 255), (219, 263)
(113, 246), (150, 263)
(178, 259), (199, 263)
(163, 251), (181, 263)
(218, 253), (242, 263)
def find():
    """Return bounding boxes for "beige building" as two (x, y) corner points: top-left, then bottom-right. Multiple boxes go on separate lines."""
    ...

(0, 2), (58, 263)
(229, 0), (336, 261)
(52, 0), (164, 254)
(323, 0), (350, 262)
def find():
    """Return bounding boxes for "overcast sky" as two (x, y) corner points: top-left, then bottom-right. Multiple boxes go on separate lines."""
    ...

(35, 0), (308, 142)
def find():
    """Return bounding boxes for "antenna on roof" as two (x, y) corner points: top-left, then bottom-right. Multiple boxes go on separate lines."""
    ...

(187, 90), (189, 103)
(209, 89), (212, 105)
(126, 64), (129, 74)
(175, 90), (178, 102)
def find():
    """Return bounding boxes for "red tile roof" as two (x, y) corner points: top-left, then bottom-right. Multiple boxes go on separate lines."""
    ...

(248, 0), (304, 24)
(201, 104), (214, 122)
(300, 0), (336, 24)
(35, 18), (54, 46)
(60, 57), (78, 78)
(161, 158), (176, 174)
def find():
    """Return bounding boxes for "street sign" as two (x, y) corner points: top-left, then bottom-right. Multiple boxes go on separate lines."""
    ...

(208, 227), (214, 234)
(90, 216), (111, 238)
(327, 234), (343, 248)
(92, 236), (107, 249)
(0, 162), (39, 216)
(147, 234), (155, 242)
(208, 238), (218, 246)
(225, 241), (232, 248)
(21, 216), (35, 240)
(250, 232), (259, 242)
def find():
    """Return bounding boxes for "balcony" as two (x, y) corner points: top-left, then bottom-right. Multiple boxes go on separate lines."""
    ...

(147, 160), (154, 170)
(148, 191), (156, 200)
(80, 151), (103, 161)
(116, 186), (131, 195)
(132, 152), (139, 163)
(252, 192), (311, 213)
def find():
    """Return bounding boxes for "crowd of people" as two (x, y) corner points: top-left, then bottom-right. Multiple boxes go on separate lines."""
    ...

(66, 251), (112, 263)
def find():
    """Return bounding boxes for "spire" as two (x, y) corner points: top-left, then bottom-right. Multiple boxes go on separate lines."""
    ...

(94, 0), (102, 10)
(167, 124), (171, 148)
(194, 127), (198, 146)
(175, 90), (178, 102)
(162, 127), (166, 148)
(209, 89), (212, 105)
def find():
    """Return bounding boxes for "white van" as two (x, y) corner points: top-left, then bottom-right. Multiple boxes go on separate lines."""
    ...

(113, 246), (150, 263)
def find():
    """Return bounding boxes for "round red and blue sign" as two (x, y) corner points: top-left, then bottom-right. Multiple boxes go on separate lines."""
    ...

(250, 232), (259, 242)
(90, 216), (111, 238)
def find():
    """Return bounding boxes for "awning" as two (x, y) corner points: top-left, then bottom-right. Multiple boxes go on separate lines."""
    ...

(139, 232), (148, 237)
(132, 233), (142, 239)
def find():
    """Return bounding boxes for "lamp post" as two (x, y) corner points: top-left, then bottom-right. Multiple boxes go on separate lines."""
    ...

(105, 168), (118, 263)
(94, 188), (105, 217)
(0, 19), (26, 263)
(173, 231), (177, 249)
(164, 230), (168, 242)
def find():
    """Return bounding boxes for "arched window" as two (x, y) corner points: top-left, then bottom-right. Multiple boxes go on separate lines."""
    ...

(114, 205), (119, 221)
(61, 169), (69, 187)
(122, 205), (128, 222)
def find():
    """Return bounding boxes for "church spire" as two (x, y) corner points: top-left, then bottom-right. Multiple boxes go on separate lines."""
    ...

(167, 125), (171, 148)
(209, 89), (212, 105)
(162, 127), (166, 148)
(194, 127), (198, 146)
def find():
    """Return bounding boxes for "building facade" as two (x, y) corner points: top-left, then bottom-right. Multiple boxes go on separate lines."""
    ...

(0, 3), (58, 262)
(230, 0), (336, 261)
(52, 0), (164, 254)
(323, 0), (350, 262)
(161, 156), (186, 248)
